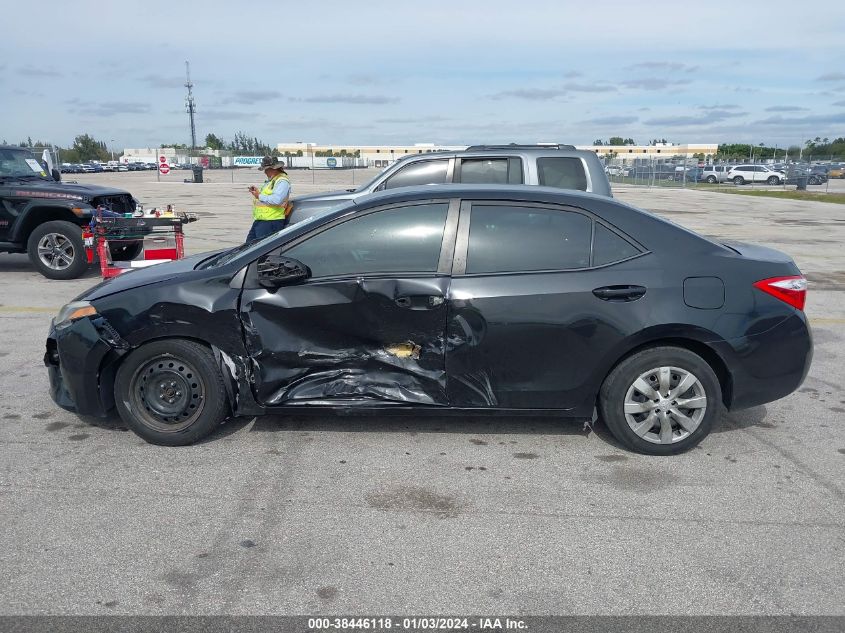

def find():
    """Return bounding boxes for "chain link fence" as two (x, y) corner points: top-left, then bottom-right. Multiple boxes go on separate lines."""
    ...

(603, 152), (845, 193)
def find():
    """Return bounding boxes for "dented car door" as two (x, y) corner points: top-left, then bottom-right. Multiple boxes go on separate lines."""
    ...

(239, 199), (458, 407)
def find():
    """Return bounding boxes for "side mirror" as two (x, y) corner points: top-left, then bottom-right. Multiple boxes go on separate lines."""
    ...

(51, 168), (62, 182)
(257, 255), (310, 288)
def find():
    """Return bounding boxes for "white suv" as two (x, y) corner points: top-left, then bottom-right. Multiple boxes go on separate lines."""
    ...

(699, 164), (730, 183)
(727, 165), (785, 185)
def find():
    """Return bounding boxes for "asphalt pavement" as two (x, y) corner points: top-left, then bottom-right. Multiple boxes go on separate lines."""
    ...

(0, 172), (843, 615)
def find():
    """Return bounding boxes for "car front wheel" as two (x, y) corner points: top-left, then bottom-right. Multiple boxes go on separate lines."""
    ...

(598, 346), (722, 455)
(27, 220), (89, 280)
(706, 176), (717, 184)
(114, 339), (228, 446)
(767, 176), (779, 185)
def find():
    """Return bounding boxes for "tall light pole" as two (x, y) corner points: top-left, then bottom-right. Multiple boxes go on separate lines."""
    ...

(110, 139), (115, 161)
(184, 61), (197, 150)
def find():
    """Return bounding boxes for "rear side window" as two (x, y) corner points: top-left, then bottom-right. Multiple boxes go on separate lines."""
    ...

(536, 157), (588, 191)
(459, 158), (523, 184)
(382, 160), (448, 190)
(466, 205), (592, 273)
(592, 223), (640, 266)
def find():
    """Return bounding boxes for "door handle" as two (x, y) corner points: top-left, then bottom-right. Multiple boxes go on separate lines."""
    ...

(592, 285), (647, 302)
(395, 295), (444, 309)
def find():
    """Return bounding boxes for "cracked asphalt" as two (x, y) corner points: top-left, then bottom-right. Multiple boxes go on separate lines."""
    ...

(0, 171), (843, 615)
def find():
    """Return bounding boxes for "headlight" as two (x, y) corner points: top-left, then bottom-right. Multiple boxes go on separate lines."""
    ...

(55, 301), (98, 326)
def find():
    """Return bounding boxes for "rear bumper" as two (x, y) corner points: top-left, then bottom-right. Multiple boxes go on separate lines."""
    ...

(720, 312), (813, 410)
(45, 316), (128, 417)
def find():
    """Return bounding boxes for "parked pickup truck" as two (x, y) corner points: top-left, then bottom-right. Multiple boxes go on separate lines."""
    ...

(0, 145), (142, 279)
(289, 144), (613, 224)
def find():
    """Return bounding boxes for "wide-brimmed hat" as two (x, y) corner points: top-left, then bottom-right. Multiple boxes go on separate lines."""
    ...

(259, 156), (286, 171)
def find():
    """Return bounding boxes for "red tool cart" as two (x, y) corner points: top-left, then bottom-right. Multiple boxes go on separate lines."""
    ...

(83, 208), (198, 279)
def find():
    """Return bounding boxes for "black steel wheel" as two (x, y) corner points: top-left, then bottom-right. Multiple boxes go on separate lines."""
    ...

(115, 339), (228, 445)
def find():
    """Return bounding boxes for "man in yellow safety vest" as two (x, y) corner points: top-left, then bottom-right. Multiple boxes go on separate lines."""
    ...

(246, 156), (292, 242)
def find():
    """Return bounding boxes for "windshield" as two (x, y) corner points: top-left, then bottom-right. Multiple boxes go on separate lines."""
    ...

(347, 163), (392, 192)
(199, 211), (331, 269)
(0, 148), (51, 180)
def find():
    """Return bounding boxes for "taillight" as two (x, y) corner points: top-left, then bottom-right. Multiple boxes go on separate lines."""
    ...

(753, 276), (807, 311)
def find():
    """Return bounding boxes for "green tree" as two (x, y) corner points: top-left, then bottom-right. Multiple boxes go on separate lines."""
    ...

(608, 136), (625, 146)
(70, 134), (110, 162)
(204, 133), (224, 150)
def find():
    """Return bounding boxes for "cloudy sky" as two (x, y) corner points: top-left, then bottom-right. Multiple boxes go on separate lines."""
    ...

(1, 0), (844, 150)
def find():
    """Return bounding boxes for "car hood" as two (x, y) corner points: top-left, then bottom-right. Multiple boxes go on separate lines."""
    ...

(80, 251), (223, 301)
(8, 180), (132, 200)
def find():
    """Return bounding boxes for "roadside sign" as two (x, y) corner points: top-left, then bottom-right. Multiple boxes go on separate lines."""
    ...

(326, 157), (337, 168)
(159, 163), (170, 175)
(159, 155), (167, 163)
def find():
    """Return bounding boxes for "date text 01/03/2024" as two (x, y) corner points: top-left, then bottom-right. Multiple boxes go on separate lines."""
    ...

(306, 617), (528, 630)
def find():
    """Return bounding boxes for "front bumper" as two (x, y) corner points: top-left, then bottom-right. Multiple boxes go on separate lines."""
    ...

(45, 315), (128, 417)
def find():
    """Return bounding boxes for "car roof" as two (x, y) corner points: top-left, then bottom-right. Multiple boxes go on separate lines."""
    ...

(393, 146), (597, 162)
(349, 183), (607, 210)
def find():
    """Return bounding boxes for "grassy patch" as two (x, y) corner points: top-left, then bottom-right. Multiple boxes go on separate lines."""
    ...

(709, 189), (845, 204)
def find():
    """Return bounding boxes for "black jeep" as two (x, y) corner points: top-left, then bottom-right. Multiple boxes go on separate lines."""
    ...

(0, 145), (142, 279)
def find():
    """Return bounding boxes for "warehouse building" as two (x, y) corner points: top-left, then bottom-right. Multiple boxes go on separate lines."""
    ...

(275, 141), (719, 167)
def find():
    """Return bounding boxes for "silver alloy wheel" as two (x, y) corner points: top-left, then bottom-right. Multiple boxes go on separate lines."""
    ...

(623, 366), (707, 445)
(36, 233), (75, 270)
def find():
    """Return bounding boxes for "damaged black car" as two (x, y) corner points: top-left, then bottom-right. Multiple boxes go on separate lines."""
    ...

(45, 185), (812, 455)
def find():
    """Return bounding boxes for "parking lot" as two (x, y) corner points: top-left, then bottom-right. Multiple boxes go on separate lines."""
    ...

(1, 170), (843, 615)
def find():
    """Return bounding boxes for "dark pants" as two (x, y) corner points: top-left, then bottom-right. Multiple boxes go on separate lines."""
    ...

(246, 219), (288, 243)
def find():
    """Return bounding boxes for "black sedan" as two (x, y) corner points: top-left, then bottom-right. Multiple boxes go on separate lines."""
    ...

(45, 185), (812, 455)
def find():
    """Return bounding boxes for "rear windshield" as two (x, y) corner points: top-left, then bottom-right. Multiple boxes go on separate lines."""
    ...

(536, 157), (588, 191)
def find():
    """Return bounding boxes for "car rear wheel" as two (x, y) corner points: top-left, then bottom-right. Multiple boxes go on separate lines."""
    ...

(114, 339), (228, 446)
(27, 220), (89, 280)
(598, 346), (722, 455)
(706, 176), (717, 184)
(109, 241), (143, 261)
(733, 176), (745, 185)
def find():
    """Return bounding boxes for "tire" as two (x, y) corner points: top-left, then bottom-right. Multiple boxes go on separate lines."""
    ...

(766, 176), (779, 185)
(109, 241), (143, 261)
(733, 176), (745, 185)
(706, 176), (717, 184)
(114, 339), (228, 446)
(598, 346), (722, 455)
(26, 220), (89, 280)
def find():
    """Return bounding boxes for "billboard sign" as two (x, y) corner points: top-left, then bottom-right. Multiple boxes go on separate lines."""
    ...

(233, 156), (263, 167)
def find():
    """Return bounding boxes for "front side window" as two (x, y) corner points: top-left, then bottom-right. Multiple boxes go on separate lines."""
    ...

(285, 203), (449, 278)
(536, 157), (588, 191)
(382, 160), (448, 190)
(466, 204), (592, 274)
